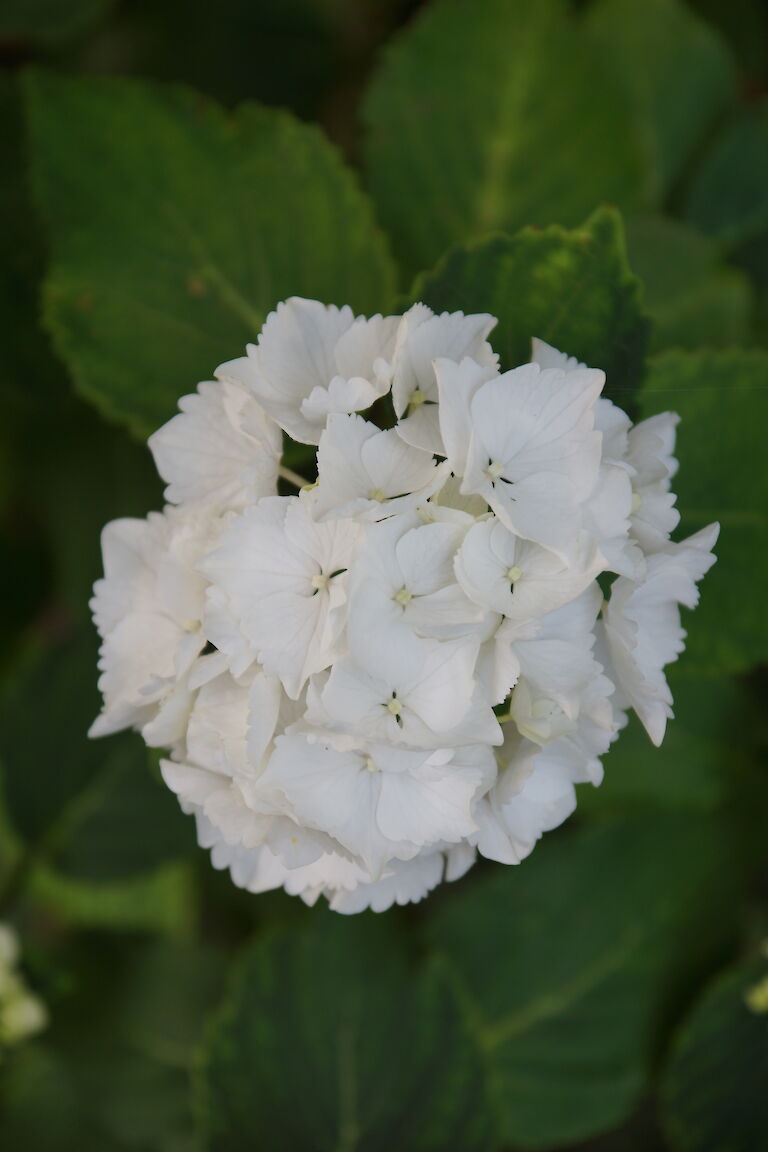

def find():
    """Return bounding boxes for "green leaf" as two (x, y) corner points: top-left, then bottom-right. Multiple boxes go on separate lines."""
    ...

(413, 206), (649, 404)
(363, 0), (645, 279)
(640, 349), (768, 673)
(89, 939), (227, 1151)
(585, 0), (737, 203)
(581, 674), (740, 814)
(117, 939), (227, 1059)
(50, 747), (194, 882)
(0, 633), (107, 845)
(0, 75), (66, 405)
(0, 937), (226, 1151)
(0, 1043), (95, 1152)
(0, 492), (53, 680)
(198, 913), (493, 1152)
(33, 401), (162, 623)
(685, 100), (768, 250)
(24, 69), (396, 438)
(625, 215), (752, 352)
(0, 631), (192, 883)
(688, 0), (768, 84)
(662, 955), (768, 1152)
(426, 815), (741, 1150)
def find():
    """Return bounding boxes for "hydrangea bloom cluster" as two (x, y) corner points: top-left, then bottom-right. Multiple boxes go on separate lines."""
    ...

(0, 924), (47, 1053)
(90, 298), (718, 913)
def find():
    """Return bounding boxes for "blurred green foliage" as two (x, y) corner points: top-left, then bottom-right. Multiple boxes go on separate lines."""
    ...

(0, 0), (766, 1149)
(413, 206), (649, 406)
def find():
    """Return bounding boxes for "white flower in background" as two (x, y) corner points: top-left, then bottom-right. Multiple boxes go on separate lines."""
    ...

(0, 924), (47, 1054)
(90, 296), (718, 913)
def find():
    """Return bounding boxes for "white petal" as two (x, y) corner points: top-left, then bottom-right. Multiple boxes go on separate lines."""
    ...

(329, 852), (445, 914)
(244, 297), (356, 443)
(530, 338), (585, 372)
(315, 414), (445, 521)
(435, 356), (498, 474)
(393, 305), (497, 415)
(333, 312), (400, 385)
(376, 757), (482, 846)
(148, 378), (280, 510)
(604, 524), (718, 745)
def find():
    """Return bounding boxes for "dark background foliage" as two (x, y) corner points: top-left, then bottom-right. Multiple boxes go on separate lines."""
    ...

(0, 0), (767, 1148)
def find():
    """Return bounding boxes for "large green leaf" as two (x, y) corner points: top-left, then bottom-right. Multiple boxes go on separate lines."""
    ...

(640, 349), (768, 674)
(50, 747), (194, 882)
(0, 634), (108, 844)
(363, 0), (644, 279)
(0, 75), (65, 405)
(82, 938), (226, 1151)
(0, 937), (226, 1151)
(661, 955), (768, 1152)
(24, 69), (396, 438)
(585, 0), (736, 203)
(0, 631), (192, 883)
(413, 207), (649, 405)
(31, 400), (162, 623)
(198, 913), (493, 1152)
(625, 215), (752, 352)
(685, 100), (768, 250)
(581, 674), (740, 814)
(425, 815), (740, 1150)
(0, 1043), (95, 1152)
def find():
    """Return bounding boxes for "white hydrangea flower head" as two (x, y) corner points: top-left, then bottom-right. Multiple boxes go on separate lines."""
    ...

(90, 299), (717, 913)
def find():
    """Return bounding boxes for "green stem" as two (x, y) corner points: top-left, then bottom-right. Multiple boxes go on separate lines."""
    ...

(279, 464), (311, 489)
(0, 845), (37, 918)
